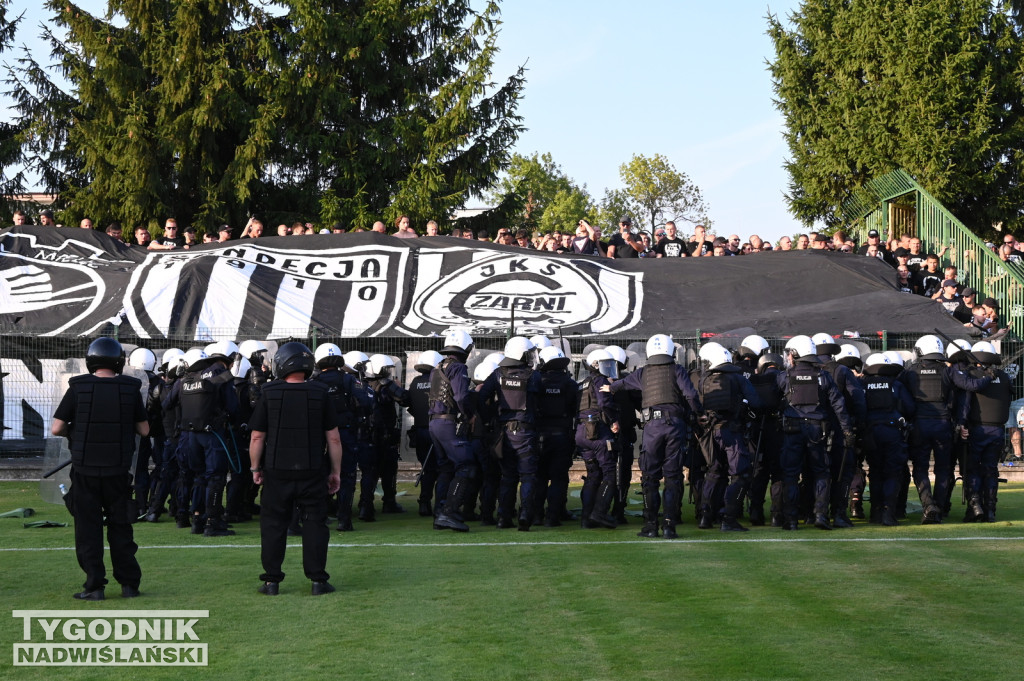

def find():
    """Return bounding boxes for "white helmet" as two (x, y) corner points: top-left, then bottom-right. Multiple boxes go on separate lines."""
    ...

(128, 347), (157, 372)
(538, 346), (570, 371)
(442, 329), (474, 355)
(182, 348), (209, 371)
(785, 335), (816, 359)
(238, 339), (268, 360)
(738, 335), (769, 359)
(914, 334), (944, 360)
(835, 344), (862, 370)
(161, 347), (185, 366)
(604, 345), (627, 366)
(415, 350), (444, 373)
(883, 350), (905, 368)
(232, 356), (252, 379)
(865, 353), (892, 369)
(314, 342), (345, 369)
(473, 358), (499, 383)
(810, 332), (839, 355)
(971, 340), (1000, 365)
(343, 350), (370, 373)
(699, 342), (732, 370)
(503, 336), (534, 364)
(945, 339), (972, 362)
(646, 333), (675, 360)
(368, 354), (395, 381)
(529, 334), (552, 350)
(485, 352), (505, 367)
(586, 348), (618, 378)
(205, 340), (239, 359)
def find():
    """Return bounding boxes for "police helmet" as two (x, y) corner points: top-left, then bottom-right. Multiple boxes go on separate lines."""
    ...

(160, 348), (186, 375)
(86, 337), (126, 374)
(442, 329), (474, 356)
(128, 347), (157, 372)
(501, 336), (534, 366)
(415, 350), (444, 374)
(604, 345), (627, 367)
(738, 334), (769, 360)
(646, 334), (675, 363)
(586, 349), (619, 379)
(810, 332), (840, 355)
(368, 354), (395, 381)
(232, 356), (252, 379)
(970, 340), (1000, 366)
(538, 346), (570, 371)
(182, 348), (209, 372)
(835, 344), (862, 371)
(699, 342), (732, 371)
(238, 339), (268, 362)
(485, 352), (505, 367)
(883, 350), (906, 368)
(914, 334), (945, 360)
(205, 340), (240, 362)
(314, 343), (345, 369)
(756, 352), (784, 374)
(529, 334), (552, 350)
(274, 342), (315, 379)
(473, 358), (499, 383)
(342, 350), (370, 373)
(864, 352), (901, 376)
(785, 335), (816, 360)
(945, 339), (972, 363)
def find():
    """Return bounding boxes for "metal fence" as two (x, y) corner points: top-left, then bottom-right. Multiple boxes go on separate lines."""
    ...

(4, 329), (1021, 459)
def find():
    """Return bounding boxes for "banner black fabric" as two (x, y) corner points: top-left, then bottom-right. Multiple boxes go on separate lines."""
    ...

(1, 225), (967, 338)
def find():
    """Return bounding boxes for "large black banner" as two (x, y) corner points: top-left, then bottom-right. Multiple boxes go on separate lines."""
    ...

(2, 225), (965, 339)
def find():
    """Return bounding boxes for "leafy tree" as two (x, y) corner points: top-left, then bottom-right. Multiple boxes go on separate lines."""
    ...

(768, 0), (1024, 236)
(487, 152), (596, 233)
(611, 153), (709, 233)
(0, 0), (25, 219)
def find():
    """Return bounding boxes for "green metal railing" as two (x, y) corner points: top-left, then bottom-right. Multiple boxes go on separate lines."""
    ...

(843, 169), (1024, 338)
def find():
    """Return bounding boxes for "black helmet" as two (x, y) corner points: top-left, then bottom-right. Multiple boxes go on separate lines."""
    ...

(274, 342), (315, 379)
(756, 352), (784, 374)
(86, 337), (126, 374)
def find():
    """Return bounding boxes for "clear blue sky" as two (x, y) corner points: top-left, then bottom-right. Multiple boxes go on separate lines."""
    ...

(3, 1), (804, 242)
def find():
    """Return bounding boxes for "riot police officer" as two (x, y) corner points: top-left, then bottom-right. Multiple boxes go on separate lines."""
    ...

(128, 347), (163, 519)
(364, 354), (410, 517)
(536, 346), (579, 526)
(861, 353), (916, 526)
(577, 349), (620, 530)
(248, 342), (342, 595)
(312, 343), (373, 531)
(429, 330), (477, 532)
(900, 335), (991, 523)
(776, 336), (853, 530)
(477, 336), (544, 531)
(179, 343), (240, 536)
(734, 335), (770, 378)
(604, 334), (702, 539)
(51, 337), (149, 600)
(605, 344), (640, 524)
(692, 343), (761, 532)
(406, 350), (443, 517)
(961, 341), (1011, 522)
(746, 352), (786, 526)
(144, 348), (185, 523)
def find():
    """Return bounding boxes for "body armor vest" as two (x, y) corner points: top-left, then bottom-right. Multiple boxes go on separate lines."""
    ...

(968, 371), (1012, 425)
(407, 372), (432, 427)
(864, 375), (897, 412)
(905, 360), (946, 420)
(750, 372), (782, 411)
(698, 371), (737, 414)
(577, 375), (599, 415)
(429, 358), (459, 413)
(538, 371), (574, 428)
(180, 366), (232, 431)
(497, 365), (531, 414)
(641, 363), (682, 408)
(786, 365), (820, 407)
(69, 374), (141, 473)
(314, 369), (358, 428)
(262, 382), (327, 474)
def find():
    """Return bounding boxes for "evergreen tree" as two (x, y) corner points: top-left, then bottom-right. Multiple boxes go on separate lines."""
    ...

(0, 0), (25, 218)
(768, 0), (1024, 235)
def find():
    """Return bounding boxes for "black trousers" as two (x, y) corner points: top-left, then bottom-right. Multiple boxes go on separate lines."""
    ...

(69, 468), (141, 592)
(259, 474), (330, 583)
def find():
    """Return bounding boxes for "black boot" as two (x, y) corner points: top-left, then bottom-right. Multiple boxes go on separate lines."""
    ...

(588, 479), (619, 529)
(662, 518), (678, 539)
(831, 510), (854, 528)
(748, 505), (765, 526)
(813, 513), (832, 530)
(720, 516), (748, 532)
(849, 495), (865, 519)
(434, 479), (470, 532)
(984, 488), (998, 523)
(636, 487), (660, 538)
(965, 493), (984, 523)
(881, 507), (898, 527)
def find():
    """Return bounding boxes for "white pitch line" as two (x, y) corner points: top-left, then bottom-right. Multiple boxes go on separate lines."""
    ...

(1, 535), (1023, 552)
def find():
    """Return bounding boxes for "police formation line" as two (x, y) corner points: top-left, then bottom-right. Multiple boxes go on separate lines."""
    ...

(52, 331), (1010, 598)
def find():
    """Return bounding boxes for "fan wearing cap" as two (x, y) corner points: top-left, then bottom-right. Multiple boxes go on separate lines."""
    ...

(857, 228), (891, 263)
(216, 224), (232, 242)
(606, 216), (645, 258)
(534, 345), (579, 527)
(934, 279), (962, 315)
(51, 338), (149, 601)
(959, 341), (1011, 522)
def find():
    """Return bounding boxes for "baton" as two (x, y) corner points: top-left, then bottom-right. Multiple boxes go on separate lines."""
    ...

(43, 459), (72, 478)
(415, 444), (434, 487)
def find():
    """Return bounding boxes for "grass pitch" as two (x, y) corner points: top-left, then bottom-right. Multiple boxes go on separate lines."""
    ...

(1, 481), (1022, 681)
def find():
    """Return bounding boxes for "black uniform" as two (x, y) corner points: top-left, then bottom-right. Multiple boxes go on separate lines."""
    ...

(406, 369), (438, 516)
(536, 366), (579, 525)
(249, 380), (338, 585)
(54, 374), (147, 596)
